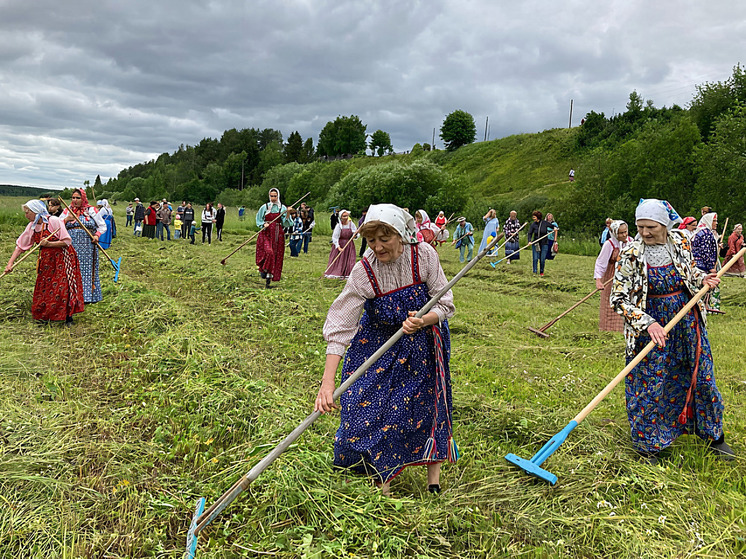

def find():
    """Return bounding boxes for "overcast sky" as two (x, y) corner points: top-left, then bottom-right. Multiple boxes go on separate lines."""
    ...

(0, 0), (742, 190)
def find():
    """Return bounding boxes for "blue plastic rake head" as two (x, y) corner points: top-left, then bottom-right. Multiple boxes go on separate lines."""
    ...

(504, 421), (578, 485)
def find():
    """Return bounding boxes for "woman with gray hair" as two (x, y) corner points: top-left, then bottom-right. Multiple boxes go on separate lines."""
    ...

(4, 200), (84, 324)
(316, 204), (457, 496)
(611, 199), (732, 464)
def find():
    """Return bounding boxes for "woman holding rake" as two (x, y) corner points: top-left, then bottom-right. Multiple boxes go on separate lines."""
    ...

(315, 204), (456, 496)
(594, 220), (631, 332)
(611, 199), (733, 464)
(256, 188), (294, 288)
(4, 200), (84, 325)
(60, 189), (107, 303)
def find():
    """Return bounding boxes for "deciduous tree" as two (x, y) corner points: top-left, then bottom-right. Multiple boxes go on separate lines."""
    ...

(369, 129), (393, 156)
(440, 110), (477, 151)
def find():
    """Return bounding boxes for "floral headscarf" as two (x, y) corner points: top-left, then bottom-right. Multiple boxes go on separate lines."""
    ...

(635, 198), (682, 231)
(609, 220), (626, 237)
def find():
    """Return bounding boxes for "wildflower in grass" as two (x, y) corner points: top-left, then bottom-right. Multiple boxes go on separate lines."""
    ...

(658, 515), (666, 525)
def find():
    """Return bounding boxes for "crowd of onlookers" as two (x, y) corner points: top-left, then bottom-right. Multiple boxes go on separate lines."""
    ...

(125, 199), (226, 244)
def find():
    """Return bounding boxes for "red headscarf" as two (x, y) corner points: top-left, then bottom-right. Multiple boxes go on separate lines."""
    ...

(678, 216), (697, 229)
(70, 188), (92, 216)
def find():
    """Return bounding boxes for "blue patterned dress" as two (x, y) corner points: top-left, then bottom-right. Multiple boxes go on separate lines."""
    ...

(67, 220), (102, 304)
(625, 263), (724, 453)
(334, 245), (457, 482)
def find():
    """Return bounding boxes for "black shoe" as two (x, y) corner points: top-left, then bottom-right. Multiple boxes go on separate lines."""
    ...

(65, 317), (73, 327)
(265, 275), (273, 289)
(260, 271), (267, 279)
(709, 440), (736, 461)
(428, 484), (441, 494)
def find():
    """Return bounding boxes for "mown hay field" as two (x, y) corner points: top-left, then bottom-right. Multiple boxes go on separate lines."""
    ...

(1, 197), (745, 558)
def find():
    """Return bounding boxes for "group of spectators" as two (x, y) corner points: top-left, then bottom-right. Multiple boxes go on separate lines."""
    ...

(125, 199), (226, 244)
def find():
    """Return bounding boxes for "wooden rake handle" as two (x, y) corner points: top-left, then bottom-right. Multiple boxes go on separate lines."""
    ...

(0, 227), (61, 280)
(322, 232), (358, 276)
(57, 198), (118, 269)
(573, 244), (746, 426)
(537, 277), (612, 332)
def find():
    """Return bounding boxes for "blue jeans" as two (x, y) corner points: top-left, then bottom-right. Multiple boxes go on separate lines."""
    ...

(302, 233), (311, 253)
(459, 242), (473, 263)
(126, 215), (133, 227)
(290, 237), (303, 256)
(532, 244), (549, 274)
(158, 224), (171, 240)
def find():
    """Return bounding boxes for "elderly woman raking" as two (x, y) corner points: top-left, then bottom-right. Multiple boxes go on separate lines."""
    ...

(316, 204), (457, 495)
(4, 200), (85, 325)
(594, 220), (631, 332)
(723, 224), (745, 277)
(611, 199), (733, 464)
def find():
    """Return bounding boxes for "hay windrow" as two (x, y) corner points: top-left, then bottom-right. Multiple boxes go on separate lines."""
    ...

(0, 204), (745, 558)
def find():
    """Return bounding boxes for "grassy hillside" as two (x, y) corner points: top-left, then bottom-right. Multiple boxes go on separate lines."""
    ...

(437, 128), (579, 201)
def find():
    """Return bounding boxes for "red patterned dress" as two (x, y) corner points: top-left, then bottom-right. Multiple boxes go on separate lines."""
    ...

(19, 217), (85, 321)
(256, 209), (286, 281)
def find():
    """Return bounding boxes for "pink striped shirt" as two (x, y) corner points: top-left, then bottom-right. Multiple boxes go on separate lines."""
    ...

(323, 242), (455, 356)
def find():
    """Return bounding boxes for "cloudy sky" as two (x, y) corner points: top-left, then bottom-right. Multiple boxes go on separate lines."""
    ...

(0, 0), (742, 189)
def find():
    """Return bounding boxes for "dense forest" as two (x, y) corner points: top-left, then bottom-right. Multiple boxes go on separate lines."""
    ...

(70, 64), (746, 234)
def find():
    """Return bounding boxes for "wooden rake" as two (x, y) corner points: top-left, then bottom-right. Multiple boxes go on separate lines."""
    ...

(0, 227), (61, 281)
(220, 192), (310, 266)
(507, 245), (746, 485)
(184, 230), (507, 559)
(528, 277), (613, 338)
(58, 198), (121, 282)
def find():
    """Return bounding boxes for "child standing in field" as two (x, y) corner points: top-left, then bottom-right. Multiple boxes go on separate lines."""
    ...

(289, 209), (304, 257)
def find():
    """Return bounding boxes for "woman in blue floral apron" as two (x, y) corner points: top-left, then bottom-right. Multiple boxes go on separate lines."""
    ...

(316, 204), (457, 495)
(611, 199), (733, 464)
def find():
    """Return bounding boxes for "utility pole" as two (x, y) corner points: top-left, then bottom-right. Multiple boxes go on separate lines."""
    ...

(484, 116), (489, 141)
(568, 99), (574, 128)
(432, 127), (436, 149)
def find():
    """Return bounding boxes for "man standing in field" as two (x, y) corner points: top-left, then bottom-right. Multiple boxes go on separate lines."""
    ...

(133, 198), (145, 236)
(182, 203), (195, 240)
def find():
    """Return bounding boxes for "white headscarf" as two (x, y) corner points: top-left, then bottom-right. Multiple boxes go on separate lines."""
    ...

(363, 204), (418, 244)
(635, 199), (682, 231)
(698, 212), (717, 231)
(268, 188), (282, 209)
(609, 220), (626, 237)
(416, 209), (432, 226)
(24, 199), (50, 226)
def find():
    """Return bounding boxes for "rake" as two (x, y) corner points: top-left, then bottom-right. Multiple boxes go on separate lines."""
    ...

(528, 277), (612, 338)
(220, 192), (310, 266)
(185, 231), (506, 558)
(506, 245), (746, 485)
(58, 198), (121, 282)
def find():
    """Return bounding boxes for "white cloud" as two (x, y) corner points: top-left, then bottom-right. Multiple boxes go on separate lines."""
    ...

(0, 0), (743, 187)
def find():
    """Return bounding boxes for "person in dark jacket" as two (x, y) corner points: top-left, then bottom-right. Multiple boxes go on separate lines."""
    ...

(182, 203), (195, 240)
(133, 198), (145, 236)
(215, 203), (226, 241)
(528, 210), (551, 276)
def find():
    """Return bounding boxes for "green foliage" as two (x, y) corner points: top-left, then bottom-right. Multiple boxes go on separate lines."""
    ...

(317, 115), (367, 157)
(284, 131), (304, 163)
(286, 160), (351, 207)
(695, 105), (746, 217)
(326, 159), (466, 216)
(440, 109), (477, 151)
(410, 143), (424, 156)
(369, 129), (393, 156)
(689, 64), (746, 140)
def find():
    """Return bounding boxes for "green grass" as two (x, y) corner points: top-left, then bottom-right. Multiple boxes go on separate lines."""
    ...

(1, 200), (745, 558)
